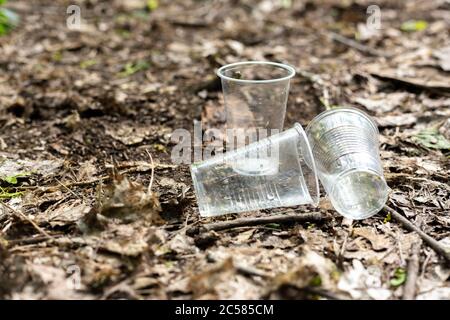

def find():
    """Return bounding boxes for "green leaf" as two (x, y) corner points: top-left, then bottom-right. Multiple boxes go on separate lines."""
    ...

(383, 211), (392, 223)
(1, 172), (32, 185)
(281, 0), (292, 9)
(309, 275), (322, 287)
(118, 61), (150, 77)
(265, 223), (281, 229)
(401, 20), (428, 32)
(52, 51), (63, 62)
(413, 128), (450, 150)
(0, 7), (19, 36)
(80, 59), (98, 69)
(390, 268), (406, 287)
(0, 0), (7, 6)
(147, 0), (159, 11)
(0, 186), (22, 199)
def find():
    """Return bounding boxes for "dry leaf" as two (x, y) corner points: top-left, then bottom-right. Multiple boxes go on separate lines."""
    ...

(100, 173), (162, 224)
(353, 227), (392, 251)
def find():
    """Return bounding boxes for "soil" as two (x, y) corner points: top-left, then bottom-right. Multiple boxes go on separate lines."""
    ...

(0, 0), (449, 299)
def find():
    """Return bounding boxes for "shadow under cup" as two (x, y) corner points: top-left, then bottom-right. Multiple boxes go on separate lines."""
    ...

(217, 61), (296, 175)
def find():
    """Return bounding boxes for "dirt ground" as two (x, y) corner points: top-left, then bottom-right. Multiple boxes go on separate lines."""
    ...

(0, 0), (449, 300)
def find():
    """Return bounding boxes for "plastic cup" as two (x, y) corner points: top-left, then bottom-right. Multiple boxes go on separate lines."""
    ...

(217, 61), (295, 175)
(191, 123), (319, 217)
(306, 107), (389, 220)
(217, 61), (295, 133)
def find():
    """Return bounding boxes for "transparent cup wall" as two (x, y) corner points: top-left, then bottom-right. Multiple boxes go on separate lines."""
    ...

(191, 123), (319, 217)
(217, 61), (296, 175)
(306, 108), (389, 219)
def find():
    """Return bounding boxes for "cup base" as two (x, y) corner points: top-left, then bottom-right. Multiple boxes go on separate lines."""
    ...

(330, 169), (389, 220)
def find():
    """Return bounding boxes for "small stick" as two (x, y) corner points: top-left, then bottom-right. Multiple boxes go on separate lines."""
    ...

(8, 234), (64, 245)
(384, 205), (450, 261)
(203, 212), (324, 232)
(145, 150), (155, 194)
(0, 202), (52, 239)
(403, 240), (422, 300)
(327, 31), (387, 57)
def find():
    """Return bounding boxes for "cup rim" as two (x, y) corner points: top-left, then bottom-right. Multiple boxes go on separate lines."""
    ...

(305, 107), (379, 135)
(329, 167), (389, 219)
(216, 61), (296, 84)
(293, 123), (320, 207)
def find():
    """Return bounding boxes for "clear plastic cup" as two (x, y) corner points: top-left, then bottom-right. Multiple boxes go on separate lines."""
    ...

(191, 123), (319, 217)
(306, 107), (389, 220)
(217, 61), (295, 175)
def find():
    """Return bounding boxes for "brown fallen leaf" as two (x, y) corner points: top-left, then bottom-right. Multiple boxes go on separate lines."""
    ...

(354, 92), (411, 114)
(439, 118), (450, 140)
(365, 64), (450, 92)
(433, 46), (450, 72)
(105, 123), (152, 145)
(268, 249), (339, 298)
(101, 239), (148, 257)
(37, 200), (91, 227)
(28, 264), (93, 300)
(99, 173), (162, 224)
(375, 113), (418, 127)
(76, 159), (97, 181)
(338, 260), (391, 300)
(353, 227), (392, 251)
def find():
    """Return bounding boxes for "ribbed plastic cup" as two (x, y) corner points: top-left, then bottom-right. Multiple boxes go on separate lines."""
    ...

(191, 123), (319, 217)
(306, 107), (389, 220)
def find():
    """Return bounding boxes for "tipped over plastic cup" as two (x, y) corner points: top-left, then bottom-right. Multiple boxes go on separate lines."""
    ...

(191, 123), (319, 217)
(306, 107), (389, 220)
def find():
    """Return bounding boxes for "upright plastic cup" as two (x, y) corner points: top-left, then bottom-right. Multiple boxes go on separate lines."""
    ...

(306, 107), (389, 220)
(191, 123), (319, 217)
(217, 61), (295, 175)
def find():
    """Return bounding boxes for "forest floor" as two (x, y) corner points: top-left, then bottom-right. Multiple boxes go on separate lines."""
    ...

(0, 0), (449, 299)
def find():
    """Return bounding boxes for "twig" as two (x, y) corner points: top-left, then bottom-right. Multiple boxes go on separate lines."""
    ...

(168, 19), (210, 28)
(202, 212), (324, 232)
(403, 240), (422, 300)
(8, 234), (64, 245)
(145, 150), (155, 194)
(0, 202), (52, 239)
(384, 205), (450, 261)
(207, 253), (270, 278)
(327, 31), (387, 57)
(337, 228), (351, 268)
(55, 177), (82, 199)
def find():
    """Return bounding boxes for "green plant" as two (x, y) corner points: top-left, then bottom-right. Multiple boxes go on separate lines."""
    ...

(0, 186), (22, 199)
(118, 61), (150, 77)
(147, 0), (159, 11)
(401, 20), (428, 32)
(390, 268), (406, 287)
(413, 128), (450, 151)
(0, 171), (32, 184)
(0, 0), (19, 36)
